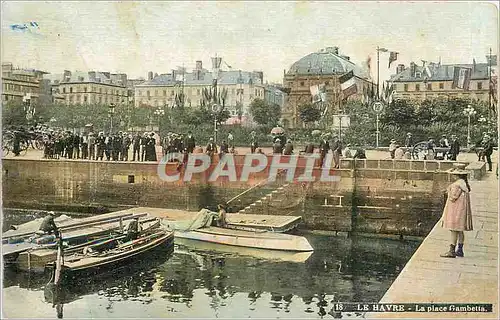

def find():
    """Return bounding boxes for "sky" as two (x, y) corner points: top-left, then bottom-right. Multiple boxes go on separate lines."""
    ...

(1, 1), (498, 84)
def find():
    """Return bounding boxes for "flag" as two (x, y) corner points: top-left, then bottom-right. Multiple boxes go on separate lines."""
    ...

(339, 70), (357, 98)
(388, 51), (398, 68)
(310, 83), (327, 103)
(452, 66), (472, 90)
(318, 83), (327, 102)
(486, 54), (498, 66)
(310, 85), (320, 103)
(421, 60), (433, 78)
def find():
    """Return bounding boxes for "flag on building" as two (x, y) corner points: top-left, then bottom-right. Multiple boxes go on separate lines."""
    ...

(310, 83), (327, 103)
(452, 66), (472, 90)
(339, 70), (357, 98)
(310, 85), (320, 103)
(388, 51), (398, 68)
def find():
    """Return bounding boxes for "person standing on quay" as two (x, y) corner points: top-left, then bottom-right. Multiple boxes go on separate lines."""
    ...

(440, 164), (473, 258)
(481, 134), (493, 171)
(405, 132), (413, 148)
(448, 134), (460, 161)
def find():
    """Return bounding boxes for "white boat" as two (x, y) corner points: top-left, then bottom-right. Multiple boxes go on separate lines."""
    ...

(175, 238), (313, 263)
(174, 226), (313, 252)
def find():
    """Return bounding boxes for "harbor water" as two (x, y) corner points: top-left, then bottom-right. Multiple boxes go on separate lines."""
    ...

(2, 209), (421, 319)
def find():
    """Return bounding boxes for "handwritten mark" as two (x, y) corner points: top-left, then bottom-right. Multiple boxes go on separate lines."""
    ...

(10, 21), (39, 32)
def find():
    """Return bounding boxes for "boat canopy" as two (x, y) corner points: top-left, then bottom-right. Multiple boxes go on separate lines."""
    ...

(162, 209), (218, 231)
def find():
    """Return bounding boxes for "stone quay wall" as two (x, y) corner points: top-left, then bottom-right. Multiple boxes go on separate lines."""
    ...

(2, 156), (460, 236)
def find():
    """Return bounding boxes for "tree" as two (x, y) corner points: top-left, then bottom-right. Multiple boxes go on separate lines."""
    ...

(298, 103), (321, 126)
(380, 99), (416, 128)
(249, 98), (281, 127)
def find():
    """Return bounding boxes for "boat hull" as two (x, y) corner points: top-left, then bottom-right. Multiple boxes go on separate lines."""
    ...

(59, 231), (174, 280)
(176, 238), (313, 263)
(174, 227), (313, 252)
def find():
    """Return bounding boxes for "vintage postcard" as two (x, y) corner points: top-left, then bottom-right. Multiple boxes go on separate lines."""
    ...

(1, 1), (498, 319)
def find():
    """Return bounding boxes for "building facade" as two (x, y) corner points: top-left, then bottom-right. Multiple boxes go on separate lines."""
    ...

(282, 47), (374, 128)
(48, 71), (129, 106)
(264, 83), (287, 109)
(2, 63), (48, 103)
(134, 60), (265, 123)
(389, 60), (497, 103)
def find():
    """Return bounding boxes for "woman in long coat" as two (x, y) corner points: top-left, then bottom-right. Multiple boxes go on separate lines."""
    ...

(440, 165), (473, 258)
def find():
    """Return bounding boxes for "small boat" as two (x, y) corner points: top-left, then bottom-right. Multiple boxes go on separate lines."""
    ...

(174, 226), (314, 252)
(57, 230), (173, 278)
(11, 218), (162, 271)
(176, 238), (313, 263)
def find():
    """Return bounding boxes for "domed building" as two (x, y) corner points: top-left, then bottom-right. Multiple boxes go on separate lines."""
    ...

(282, 46), (374, 128)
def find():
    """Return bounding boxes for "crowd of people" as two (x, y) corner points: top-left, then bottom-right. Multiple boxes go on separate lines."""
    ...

(11, 126), (492, 172)
(42, 130), (158, 161)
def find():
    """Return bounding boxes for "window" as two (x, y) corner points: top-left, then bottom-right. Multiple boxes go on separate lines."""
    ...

(99, 88), (102, 93)
(198, 89), (201, 95)
(300, 81), (304, 86)
(155, 90), (158, 96)
(84, 87), (87, 92)
(99, 96), (102, 103)
(147, 90), (150, 97)
(84, 95), (88, 103)
(439, 83), (444, 89)
(415, 84), (420, 91)
(163, 90), (166, 96)
(255, 89), (258, 95)
(63, 88), (66, 93)
(427, 83), (432, 91)
(70, 87), (73, 93)
(231, 88), (235, 95)
(404, 84), (408, 92)
(477, 82), (483, 90)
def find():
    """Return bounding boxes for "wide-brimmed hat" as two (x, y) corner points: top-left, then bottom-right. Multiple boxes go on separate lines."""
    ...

(447, 163), (468, 175)
(391, 139), (396, 143)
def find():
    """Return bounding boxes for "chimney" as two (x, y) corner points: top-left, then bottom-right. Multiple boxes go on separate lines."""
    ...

(253, 71), (264, 84)
(410, 62), (416, 78)
(196, 60), (203, 70)
(119, 73), (127, 87)
(171, 69), (176, 80)
(63, 70), (71, 82)
(148, 71), (153, 81)
(396, 64), (405, 74)
(88, 71), (96, 82)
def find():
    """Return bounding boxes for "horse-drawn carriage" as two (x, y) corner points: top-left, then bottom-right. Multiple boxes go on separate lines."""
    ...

(411, 141), (450, 160)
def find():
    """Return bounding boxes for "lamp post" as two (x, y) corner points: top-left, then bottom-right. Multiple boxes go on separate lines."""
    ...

(372, 101), (384, 148)
(212, 104), (221, 142)
(376, 47), (388, 99)
(463, 105), (476, 148)
(108, 103), (116, 134)
(153, 107), (165, 133)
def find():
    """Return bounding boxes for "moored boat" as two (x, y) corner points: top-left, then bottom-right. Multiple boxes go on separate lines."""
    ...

(176, 238), (313, 263)
(175, 226), (314, 252)
(56, 230), (174, 279)
(11, 218), (162, 271)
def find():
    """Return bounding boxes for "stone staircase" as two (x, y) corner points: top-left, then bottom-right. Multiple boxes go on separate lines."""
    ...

(238, 183), (292, 215)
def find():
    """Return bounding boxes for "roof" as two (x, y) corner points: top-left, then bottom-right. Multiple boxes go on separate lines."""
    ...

(46, 71), (127, 87)
(136, 70), (264, 87)
(390, 63), (490, 82)
(286, 47), (369, 78)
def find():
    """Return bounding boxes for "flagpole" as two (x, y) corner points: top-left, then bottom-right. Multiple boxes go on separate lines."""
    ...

(377, 46), (380, 100)
(489, 47), (492, 113)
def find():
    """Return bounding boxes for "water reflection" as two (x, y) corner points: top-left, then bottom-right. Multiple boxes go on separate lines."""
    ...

(2, 210), (421, 318)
